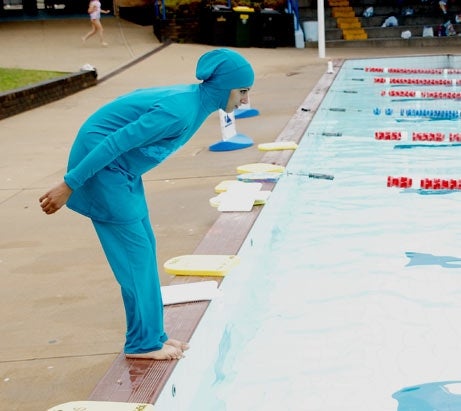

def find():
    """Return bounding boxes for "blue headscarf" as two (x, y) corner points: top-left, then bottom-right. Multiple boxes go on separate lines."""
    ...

(196, 48), (254, 110)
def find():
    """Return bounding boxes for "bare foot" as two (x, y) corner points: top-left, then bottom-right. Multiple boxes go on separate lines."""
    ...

(125, 344), (184, 360)
(165, 338), (190, 351)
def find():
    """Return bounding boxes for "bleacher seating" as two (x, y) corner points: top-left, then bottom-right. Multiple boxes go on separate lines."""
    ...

(298, 0), (461, 47)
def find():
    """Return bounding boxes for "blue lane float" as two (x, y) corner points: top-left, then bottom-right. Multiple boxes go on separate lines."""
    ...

(400, 108), (460, 119)
(373, 107), (393, 115)
(394, 143), (461, 149)
(374, 107), (461, 120)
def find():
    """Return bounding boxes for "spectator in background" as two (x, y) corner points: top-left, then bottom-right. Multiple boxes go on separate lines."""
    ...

(439, 0), (448, 14)
(82, 0), (110, 46)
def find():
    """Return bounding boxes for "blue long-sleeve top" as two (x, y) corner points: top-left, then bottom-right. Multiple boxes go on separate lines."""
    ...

(63, 48), (254, 224)
(64, 83), (224, 223)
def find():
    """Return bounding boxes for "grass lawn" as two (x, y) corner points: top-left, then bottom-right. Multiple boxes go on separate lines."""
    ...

(0, 68), (68, 92)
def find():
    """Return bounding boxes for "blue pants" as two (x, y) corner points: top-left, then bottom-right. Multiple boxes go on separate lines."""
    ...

(92, 216), (168, 354)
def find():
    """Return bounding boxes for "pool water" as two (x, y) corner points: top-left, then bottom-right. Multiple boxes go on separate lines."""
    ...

(155, 55), (461, 411)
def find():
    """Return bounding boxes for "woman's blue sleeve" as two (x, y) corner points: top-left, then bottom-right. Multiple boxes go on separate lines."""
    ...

(64, 109), (185, 190)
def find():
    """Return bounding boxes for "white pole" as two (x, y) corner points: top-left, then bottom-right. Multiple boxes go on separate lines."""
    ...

(317, 0), (326, 58)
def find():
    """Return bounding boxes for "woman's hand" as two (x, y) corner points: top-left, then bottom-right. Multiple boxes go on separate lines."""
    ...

(39, 181), (73, 215)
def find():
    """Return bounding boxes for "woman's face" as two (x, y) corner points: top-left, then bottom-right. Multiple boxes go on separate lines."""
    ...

(225, 88), (251, 113)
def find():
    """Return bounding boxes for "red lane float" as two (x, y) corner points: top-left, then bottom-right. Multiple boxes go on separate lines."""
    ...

(375, 131), (402, 140)
(380, 90), (418, 97)
(381, 90), (461, 99)
(387, 176), (413, 188)
(420, 91), (461, 99)
(366, 67), (461, 75)
(412, 132), (445, 142)
(420, 178), (461, 190)
(375, 131), (450, 142)
(374, 77), (461, 86)
(449, 133), (461, 142)
(387, 175), (461, 190)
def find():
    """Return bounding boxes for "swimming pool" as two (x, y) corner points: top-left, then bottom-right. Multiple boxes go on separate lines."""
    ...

(155, 55), (461, 411)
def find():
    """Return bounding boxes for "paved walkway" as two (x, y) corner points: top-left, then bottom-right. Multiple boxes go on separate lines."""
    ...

(1, 16), (460, 411)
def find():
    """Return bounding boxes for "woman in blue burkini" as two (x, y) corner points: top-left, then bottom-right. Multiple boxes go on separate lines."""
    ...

(39, 49), (254, 360)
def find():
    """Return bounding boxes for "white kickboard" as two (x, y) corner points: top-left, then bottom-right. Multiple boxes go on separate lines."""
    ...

(161, 280), (221, 305)
(48, 401), (154, 411)
(210, 191), (271, 207)
(217, 182), (262, 212)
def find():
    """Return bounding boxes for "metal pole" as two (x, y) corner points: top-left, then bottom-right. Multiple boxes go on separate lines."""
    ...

(317, 0), (325, 58)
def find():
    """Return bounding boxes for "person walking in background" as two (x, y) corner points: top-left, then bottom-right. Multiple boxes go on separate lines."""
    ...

(82, 0), (110, 46)
(39, 49), (255, 360)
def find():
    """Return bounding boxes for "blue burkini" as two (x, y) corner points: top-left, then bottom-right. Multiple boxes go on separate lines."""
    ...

(63, 49), (254, 354)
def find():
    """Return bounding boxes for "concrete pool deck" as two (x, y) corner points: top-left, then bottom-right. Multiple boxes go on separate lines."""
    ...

(2, 16), (461, 411)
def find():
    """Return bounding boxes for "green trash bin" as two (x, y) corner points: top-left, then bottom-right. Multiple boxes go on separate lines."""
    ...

(233, 6), (254, 47)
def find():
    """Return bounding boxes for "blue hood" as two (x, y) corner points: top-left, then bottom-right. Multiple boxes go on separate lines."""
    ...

(196, 48), (255, 111)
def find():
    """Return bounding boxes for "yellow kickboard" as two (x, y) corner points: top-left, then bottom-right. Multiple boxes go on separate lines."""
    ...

(48, 401), (154, 411)
(214, 180), (242, 193)
(258, 141), (298, 151)
(164, 254), (240, 277)
(237, 163), (286, 174)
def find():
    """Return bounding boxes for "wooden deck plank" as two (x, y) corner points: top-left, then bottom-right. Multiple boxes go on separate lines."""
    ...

(88, 63), (340, 405)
